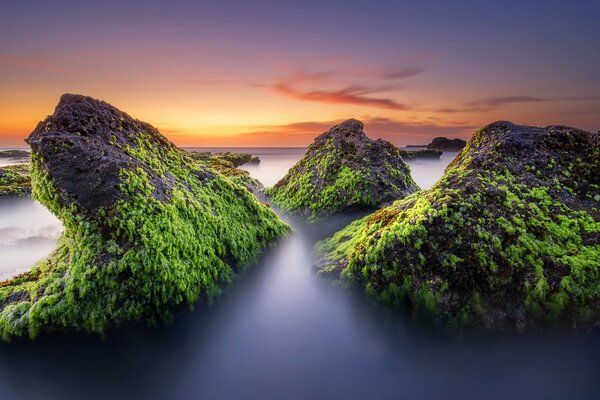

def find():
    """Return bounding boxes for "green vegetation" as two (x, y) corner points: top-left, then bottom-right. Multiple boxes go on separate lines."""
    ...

(0, 98), (289, 340)
(0, 150), (30, 158)
(317, 122), (600, 330)
(398, 149), (442, 160)
(186, 152), (261, 191)
(215, 152), (260, 167)
(266, 119), (419, 222)
(0, 166), (31, 197)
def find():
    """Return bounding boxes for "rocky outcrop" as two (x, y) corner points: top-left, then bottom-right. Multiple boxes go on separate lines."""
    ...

(186, 151), (261, 191)
(427, 137), (466, 151)
(0, 167), (31, 197)
(217, 152), (260, 167)
(266, 119), (419, 222)
(399, 149), (442, 160)
(0, 94), (289, 340)
(317, 121), (600, 331)
(0, 150), (29, 158)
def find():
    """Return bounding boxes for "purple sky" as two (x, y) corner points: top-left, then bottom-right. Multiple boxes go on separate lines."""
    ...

(1, 0), (599, 146)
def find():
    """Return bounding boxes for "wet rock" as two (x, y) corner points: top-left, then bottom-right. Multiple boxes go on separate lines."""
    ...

(0, 167), (31, 198)
(0, 94), (289, 340)
(399, 149), (442, 160)
(0, 150), (29, 158)
(317, 121), (600, 331)
(427, 137), (466, 151)
(216, 152), (260, 167)
(186, 151), (262, 191)
(266, 119), (419, 222)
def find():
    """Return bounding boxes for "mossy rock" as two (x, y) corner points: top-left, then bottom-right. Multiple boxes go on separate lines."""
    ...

(2, 163), (31, 176)
(186, 151), (262, 191)
(217, 152), (260, 167)
(0, 150), (30, 158)
(316, 121), (600, 331)
(427, 137), (466, 151)
(0, 167), (31, 197)
(265, 119), (419, 222)
(399, 149), (442, 160)
(0, 94), (289, 340)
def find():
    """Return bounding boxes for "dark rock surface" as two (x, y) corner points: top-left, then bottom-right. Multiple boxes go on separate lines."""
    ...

(317, 121), (600, 331)
(186, 151), (262, 191)
(27, 94), (177, 218)
(0, 167), (31, 198)
(427, 136), (467, 151)
(266, 119), (420, 222)
(0, 93), (288, 340)
(0, 150), (29, 158)
(399, 149), (442, 160)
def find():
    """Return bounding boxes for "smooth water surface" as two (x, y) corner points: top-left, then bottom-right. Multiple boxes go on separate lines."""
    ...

(0, 199), (63, 281)
(0, 148), (598, 400)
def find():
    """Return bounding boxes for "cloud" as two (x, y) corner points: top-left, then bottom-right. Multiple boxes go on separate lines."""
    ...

(468, 96), (547, 108)
(464, 95), (600, 111)
(356, 66), (425, 80)
(0, 54), (62, 73)
(231, 117), (474, 146)
(270, 83), (411, 110)
(182, 61), (426, 110)
(264, 63), (427, 110)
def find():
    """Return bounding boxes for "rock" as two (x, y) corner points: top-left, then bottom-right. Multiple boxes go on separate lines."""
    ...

(216, 152), (260, 167)
(265, 119), (420, 222)
(0, 150), (29, 158)
(316, 121), (600, 331)
(0, 94), (289, 340)
(0, 167), (31, 198)
(186, 151), (262, 191)
(2, 163), (30, 176)
(427, 137), (466, 151)
(399, 149), (442, 160)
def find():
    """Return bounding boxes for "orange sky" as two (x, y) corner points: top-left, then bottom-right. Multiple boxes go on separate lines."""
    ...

(1, 1), (599, 148)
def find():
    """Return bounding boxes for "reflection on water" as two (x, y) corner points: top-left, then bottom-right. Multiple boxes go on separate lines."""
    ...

(0, 148), (599, 400)
(0, 199), (63, 280)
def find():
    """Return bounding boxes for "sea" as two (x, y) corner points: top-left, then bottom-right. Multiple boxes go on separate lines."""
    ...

(0, 148), (598, 400)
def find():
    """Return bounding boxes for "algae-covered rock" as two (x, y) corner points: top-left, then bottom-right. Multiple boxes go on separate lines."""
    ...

(2, 163), (31, 176)
(266, 119), (419, 222)
(0, 94), (289, 340)
(317, 121), (600, 331)
(0, 167), (31, 197)
(186, 151), (262, 191)
(399, 149), (442, 160)
(0, 150), (30, 158)
(217, 152), (260, 167)
(427, 136), (466, 151)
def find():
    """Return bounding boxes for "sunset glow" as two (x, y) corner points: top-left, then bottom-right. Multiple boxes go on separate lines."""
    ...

(1, 0), (599, 147)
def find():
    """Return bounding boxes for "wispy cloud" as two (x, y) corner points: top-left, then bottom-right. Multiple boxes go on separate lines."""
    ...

(234, 116), (473, 145)
(434, 94), (600, 114)
(468, 95), (547, 108)
(270, 83), (411, 110)
(0, 54), (62, 73)
(353, 66), (425, 80)
(183, 61), (426, 110)
(264, 63), (425, 110)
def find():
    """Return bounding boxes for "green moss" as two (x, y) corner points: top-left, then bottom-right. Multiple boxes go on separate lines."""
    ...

(398, 149), (442, 160)
(186, 151), (261, 191)
(0, 130), (288, 340)
(0, 166), (31, 197)
(316, 122), (600, 330)
(266, 120), (419, 222)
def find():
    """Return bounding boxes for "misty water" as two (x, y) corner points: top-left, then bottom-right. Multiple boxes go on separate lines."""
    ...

(0, 149), (599, 400)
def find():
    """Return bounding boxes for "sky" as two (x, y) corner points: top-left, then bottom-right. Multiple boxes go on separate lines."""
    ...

(1, 0), (599, 147)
